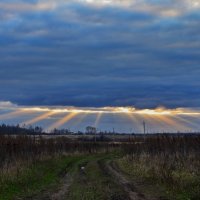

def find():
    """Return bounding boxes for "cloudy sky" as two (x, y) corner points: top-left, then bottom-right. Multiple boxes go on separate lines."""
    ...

(0, 0), (200, 132)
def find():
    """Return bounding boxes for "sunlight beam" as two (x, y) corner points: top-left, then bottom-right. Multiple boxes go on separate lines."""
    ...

(48, 112), (79, 130)
(156, 115), (189, 132)
(70, 113), (89, 127)
(12, 106), (200, 116)
(0, 110), (33, 120)
(94, 112), (103, 127)
(124, 113), (144, 133)
(22, 111), (57, 125)
(172, 115), (200, 130)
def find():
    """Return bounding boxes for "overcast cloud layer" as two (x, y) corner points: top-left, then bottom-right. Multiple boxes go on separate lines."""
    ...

(1, 0), (200, 108)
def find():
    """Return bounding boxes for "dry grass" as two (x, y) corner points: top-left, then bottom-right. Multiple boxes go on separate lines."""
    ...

(118, 135), (200, 200)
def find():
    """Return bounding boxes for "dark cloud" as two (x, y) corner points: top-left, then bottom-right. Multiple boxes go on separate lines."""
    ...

(0, 0), (200, 108)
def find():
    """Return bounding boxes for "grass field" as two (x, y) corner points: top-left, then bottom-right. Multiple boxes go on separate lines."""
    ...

(0, 135), (200, 200)
(0, 155), (84, 200)
(117, 154), (200, 200)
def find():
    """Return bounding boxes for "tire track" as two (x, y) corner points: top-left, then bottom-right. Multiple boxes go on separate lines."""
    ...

(50, 160), (89, 200)
(24, 160), (88, 200)
(102, 160), (152, 200)
(50, 172), (73, 200)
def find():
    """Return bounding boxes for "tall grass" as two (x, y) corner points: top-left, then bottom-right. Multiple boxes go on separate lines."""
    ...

(1, 134), (200, 199)
(119, 135), (200, 199)
(0, 135), (120, 173)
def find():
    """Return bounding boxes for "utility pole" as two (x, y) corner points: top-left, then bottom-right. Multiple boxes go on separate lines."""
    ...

(113, 128), (115, 142)
(94, 127), (97, 143)
(143, 121), (146, 142)
(143, 121), (146, 134)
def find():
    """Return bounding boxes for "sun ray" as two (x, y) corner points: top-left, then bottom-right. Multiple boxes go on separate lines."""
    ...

(94, 112), (103, 127)
(123, 113), (144, 133)
(22, 111), (57, 125)
(48, 112), (79, 131)
(133, 113), (164, 133)
(142, 114), (171, 132)
(109, 112), (118, 132)
(137, 114), (161, 133)
(156, 115), (189, 132)
(1, 105), (200, 132)
(0, 109), (33, 120)
(172, 115), (200, 130)
(71, 113), (88, 126)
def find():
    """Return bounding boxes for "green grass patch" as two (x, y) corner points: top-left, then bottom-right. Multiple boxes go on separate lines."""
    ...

(0, 155), (85, 200)
(67, 155), (128, 200)
(0, 153), (121, 200)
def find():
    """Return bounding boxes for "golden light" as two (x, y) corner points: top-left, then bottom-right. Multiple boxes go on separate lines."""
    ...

(144, 114), (171, 130)
(22, 111), (57, 125)
(94, 112), (103, 127)
(135, 107), (174, 115)
(15, 106), (200, 116)
(172, 115), (200, 130)
(48, 112), (79, 130)
(21, 107), (51, 112)
(120, 107), (196, 133)
(114, 107), (134, 113)
(155, 115), (188, 131)
(70, 113), (89, 127)
(124, 112), (144, 132)
(1, 105), (200, 132)
(83, 0), (112, 5)
(0, 109), (34, 120)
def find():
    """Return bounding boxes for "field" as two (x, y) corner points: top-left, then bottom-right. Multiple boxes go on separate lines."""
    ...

(0, 134), (200, 200)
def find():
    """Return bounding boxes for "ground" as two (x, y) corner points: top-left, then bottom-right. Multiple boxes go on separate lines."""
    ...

(0, 153), (198, 200)
(0, 153), (175, 200)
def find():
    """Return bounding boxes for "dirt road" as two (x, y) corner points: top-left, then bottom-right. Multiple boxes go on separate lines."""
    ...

(25, 156), (163, 200)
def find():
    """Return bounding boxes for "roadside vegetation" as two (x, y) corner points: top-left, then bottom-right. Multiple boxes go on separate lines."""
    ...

(118, 135), (200, 200)
(0, 155), (85, 200)
(0, 132), (199, 200)
(0, 135), (121, 200)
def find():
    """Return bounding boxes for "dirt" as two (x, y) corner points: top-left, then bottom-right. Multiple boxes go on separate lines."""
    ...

(103, 160), (166, 200)
(23, 158), (166, 200)
(50, 173), (73, 200)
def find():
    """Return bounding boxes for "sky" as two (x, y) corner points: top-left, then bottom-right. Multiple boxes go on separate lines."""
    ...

(0, 0), (200, 132)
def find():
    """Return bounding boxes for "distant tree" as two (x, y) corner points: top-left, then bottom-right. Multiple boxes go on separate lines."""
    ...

(86, 126), (97, 134)
(34, 126), (43, 134)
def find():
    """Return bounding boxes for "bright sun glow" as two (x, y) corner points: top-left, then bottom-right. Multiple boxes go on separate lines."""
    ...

(82, 0), (112, 4)
(19, 106), (200, 115)
(1, 105), (200, 132)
